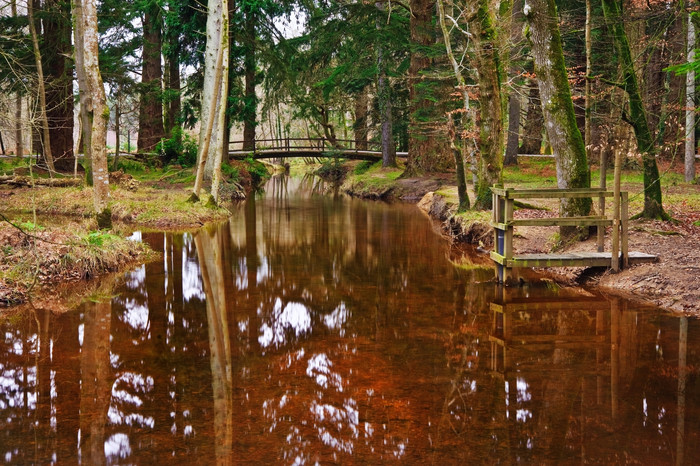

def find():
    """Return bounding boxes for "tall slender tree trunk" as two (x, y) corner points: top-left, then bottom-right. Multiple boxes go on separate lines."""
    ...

(376, 2), (396, 168)
(137, 1), (165, 153)
(192, 0), (229, 205)
(73, 0), (92, 184)
(15, 95), (22, 158)
(504, 0), (524, 167)
(164, 49), (181, 136)
(585, 0), (592, 154)
(353, 88), (368, 150)
(472, 0), (504, 210)
(436, 0), (469, 211)
(75, 0), (112, 229)
(601, 0), (667, 219)
(686, 1), (696, 183)
(11, 0), (22, 158)
(242, 9), (257, 151)
(27, 0), (56, 173)
(525, 0), (591, 222)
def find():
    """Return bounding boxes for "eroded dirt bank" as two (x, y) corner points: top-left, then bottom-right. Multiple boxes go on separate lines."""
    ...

(418, 188), (700, 315)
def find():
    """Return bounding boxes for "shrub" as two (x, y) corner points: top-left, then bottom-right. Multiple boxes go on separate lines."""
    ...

(157, 127), (198, 167)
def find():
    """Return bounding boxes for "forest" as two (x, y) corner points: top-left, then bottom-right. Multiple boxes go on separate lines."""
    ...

(0, 0), (699, 310)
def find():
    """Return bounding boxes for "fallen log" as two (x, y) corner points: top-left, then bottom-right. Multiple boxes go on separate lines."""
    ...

(0, 175), (82, 187)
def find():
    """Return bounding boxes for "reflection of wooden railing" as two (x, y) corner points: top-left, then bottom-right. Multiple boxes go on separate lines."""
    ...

(490, 187), (656, 282)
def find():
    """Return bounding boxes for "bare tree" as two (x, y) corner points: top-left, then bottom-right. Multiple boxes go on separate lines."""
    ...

(191, 0), (229, 205)
(74, 0), (111, 228)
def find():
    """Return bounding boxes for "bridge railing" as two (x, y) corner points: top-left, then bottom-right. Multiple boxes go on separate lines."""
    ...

(228, 137), (382, 154)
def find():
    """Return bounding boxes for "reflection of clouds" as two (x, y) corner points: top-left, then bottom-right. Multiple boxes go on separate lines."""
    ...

(306, 353), (343, 392)
(104, 433), (131, 460)
(109, 372), (154, 428)
(124, 265), (146, 290)
(183, 233), (205, 302)
(516, 378), (531, 403)
(258, 299), (311, 348)
(121, 302), (150, 332)
(324, 303), (349, 333)
(0, 365), (37, 410)
(125, 231), (142, 242)
(257, 256), (270, 284)
(311, 399), (359, 454)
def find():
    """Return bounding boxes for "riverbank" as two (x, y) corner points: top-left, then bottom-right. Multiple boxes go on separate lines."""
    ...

(0, 158), (271, 307)
(342, 158), (700, 315)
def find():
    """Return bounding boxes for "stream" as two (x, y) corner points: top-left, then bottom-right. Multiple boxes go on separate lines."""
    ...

(1, 175), (698, 463)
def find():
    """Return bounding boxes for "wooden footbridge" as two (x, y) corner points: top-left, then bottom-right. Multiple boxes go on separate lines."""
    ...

(490, 186), (658, 282)
(229, 138), (408, 161)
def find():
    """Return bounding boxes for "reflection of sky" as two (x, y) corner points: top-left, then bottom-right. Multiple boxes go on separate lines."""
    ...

(324, 303), (349, 334)
(258, 299), (312, 348)
(104, 433), (132, 460)
(307, 353), (344, 392)
(183, 234), (205, 302)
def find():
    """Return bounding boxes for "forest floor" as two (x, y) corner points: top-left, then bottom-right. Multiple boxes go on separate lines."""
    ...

(343, 157), (700, 316)
(0, 158), (250, 307)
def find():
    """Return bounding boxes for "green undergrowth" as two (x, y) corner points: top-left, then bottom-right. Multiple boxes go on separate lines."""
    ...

(342, 161), (404, 198)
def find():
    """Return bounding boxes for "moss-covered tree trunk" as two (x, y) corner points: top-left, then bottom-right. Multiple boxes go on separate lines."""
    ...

(472, 0), (504, 210)
(524, 0), (591, 220)
(601, 0), (667, 219)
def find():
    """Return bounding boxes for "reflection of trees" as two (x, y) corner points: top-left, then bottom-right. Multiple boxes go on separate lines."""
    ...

(2, 177), (700, 462)
(195, 225), (233, 464)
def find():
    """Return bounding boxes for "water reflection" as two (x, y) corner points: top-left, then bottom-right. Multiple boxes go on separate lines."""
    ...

(0, 176), (698, 463)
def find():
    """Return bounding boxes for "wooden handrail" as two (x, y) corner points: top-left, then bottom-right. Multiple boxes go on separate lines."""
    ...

(491, 186), (630, 282)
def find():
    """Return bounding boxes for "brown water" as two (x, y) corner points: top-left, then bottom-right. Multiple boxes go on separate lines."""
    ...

(1, 175), (698, 464)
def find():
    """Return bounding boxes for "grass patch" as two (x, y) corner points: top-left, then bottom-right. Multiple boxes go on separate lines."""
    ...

(0, 221), (152, 306)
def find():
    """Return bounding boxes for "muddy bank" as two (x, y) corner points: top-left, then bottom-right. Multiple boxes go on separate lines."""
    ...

(417, 188), (700, 316)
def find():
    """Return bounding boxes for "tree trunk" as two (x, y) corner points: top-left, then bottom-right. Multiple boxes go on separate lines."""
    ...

(686, 2), (696, 182)
(525, 0), (591, 222)
(353, 88), (368, 151)
(519, 80), (544, 153)
(75, 0), (112, 229)
(73, 0), (92, 185)
(15, 94), (22, 158)
(472, 0), (504, 210)
(504, 0), (524, 167)
(113, 100), (121, 170)
(137, 2), (165, 153)
(43, 0), (74, 172)
(192, 0), (229, 204)
(585, 0), (592, 153)
(242, 9), (257, 151)
(436, 0), (469, 210)
(406, 0), (450, 174)
(376, 2), (397, 168)
(11, 0), (22, 158)
(164, 48), (181, 137)
(27, 0), (56, 173)
(601, 0), (667, 219)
